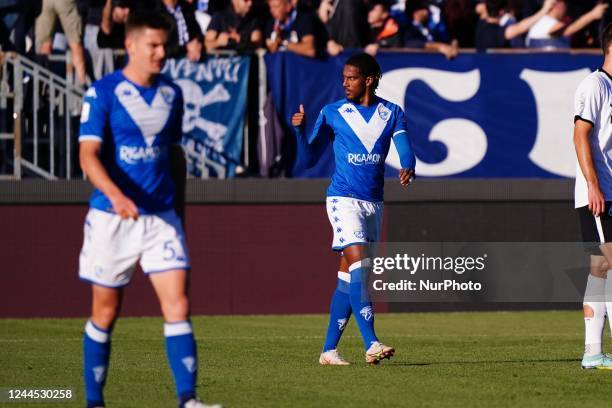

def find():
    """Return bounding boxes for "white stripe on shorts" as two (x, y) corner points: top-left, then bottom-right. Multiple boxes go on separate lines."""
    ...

(595, 215), (605, 244)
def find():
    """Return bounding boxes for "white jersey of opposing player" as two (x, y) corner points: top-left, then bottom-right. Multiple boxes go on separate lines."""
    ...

(574, 69), (612, 208)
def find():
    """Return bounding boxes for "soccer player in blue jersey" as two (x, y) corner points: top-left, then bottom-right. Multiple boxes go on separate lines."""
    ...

(292, 53), (415, 365)
(78, 10), (219, 408)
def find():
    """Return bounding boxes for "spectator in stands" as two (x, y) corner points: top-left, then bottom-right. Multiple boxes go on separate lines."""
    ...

(35, 0), (87, 83)
(205, 0), (262, 52)
(157, 0), (205, 61)
(79, 0), (114, 79)
(476, 0), (525, 47)
(475, 0), (555, 51)
(12, 0), (42, 55)
(427, 0), (451, 42)
(364, 0), (402, 55)
(98, 0), (146, 50)
(322, 0), (369, 56)
(265, 0), (317, 57)
(404, 0), (459, 59)
(526, 0), (608, 49)
(444, 0), (479, 47)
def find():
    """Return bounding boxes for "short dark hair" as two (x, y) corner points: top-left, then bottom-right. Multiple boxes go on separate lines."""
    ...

(125, 9), (172, 36)
(485, 0), (507, 17)
(345, 53), (382, 90)
(602, 23), (612, 55)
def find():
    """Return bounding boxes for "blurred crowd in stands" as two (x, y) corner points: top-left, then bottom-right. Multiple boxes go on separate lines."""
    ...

(0, 0), (610, 82)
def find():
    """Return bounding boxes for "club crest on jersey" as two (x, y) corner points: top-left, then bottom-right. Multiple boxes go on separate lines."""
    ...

(347, 153), (381, 165)
(159, 86), (176, 105)
(360, 306), (373, 321)
(377, 105), (390, 121)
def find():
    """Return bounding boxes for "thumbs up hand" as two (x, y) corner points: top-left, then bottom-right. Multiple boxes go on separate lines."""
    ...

(292, 104), (306, 128)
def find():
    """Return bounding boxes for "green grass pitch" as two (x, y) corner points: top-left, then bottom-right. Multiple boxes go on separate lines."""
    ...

(1, 311), (612, 407)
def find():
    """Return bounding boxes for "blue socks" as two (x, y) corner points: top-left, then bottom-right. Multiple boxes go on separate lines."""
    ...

(164, 321), (198, 405)
(83, 320), (111, 408)
(322, 272), (352, 352)
(349, 260), (379, 350)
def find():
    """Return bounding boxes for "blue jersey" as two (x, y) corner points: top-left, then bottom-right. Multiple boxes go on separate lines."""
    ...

(309, 97), (410, 202)
(79, 71), (183, 214)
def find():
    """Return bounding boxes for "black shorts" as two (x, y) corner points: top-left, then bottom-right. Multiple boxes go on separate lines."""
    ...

(578, 203), (612, 254)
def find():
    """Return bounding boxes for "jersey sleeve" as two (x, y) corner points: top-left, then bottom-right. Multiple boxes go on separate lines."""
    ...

(574, 76), (602, 126)
(392, 106), (416, 170)
(309, 107), (333, 143)
(79, 84), (109, 143)
(294, 106), (332, 169)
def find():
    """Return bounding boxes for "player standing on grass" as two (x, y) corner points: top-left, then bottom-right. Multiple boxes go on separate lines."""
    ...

(574, 23), (612, 370)
(292, 53), (415, 365)
(78, 10), (220, 408)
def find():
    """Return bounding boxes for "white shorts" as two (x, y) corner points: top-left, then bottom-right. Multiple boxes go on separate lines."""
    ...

(326, 196), (383, 251)
(79, 208), (191, 288)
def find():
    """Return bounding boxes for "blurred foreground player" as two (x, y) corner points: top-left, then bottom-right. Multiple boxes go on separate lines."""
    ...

(573, 23), (612, 370)
(78, 10), (220, 407)
(292, 53), (416, 365)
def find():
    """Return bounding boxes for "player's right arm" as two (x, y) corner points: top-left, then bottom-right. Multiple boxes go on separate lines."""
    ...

(80, 142), (139, 219)
(573, 76), (604, 216)
(79, 84), (139, 219)
(574, 120), (604, 216)
(292, 104), (332, 168)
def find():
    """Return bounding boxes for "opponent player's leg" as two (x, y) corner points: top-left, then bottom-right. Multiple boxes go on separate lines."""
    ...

(320, 255), (352, 365)
(83, 285), (122, 408)
(579, 205), (612, 369)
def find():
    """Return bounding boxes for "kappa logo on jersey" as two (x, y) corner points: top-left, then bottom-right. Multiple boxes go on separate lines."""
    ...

(338, 103), (391, 154)
(115, 81), (175, 147)
(337, 318), (347, 331)
(93, 366), (107, 384)
(181, 356), (197, 374)
(360, 306), (373, 321)
(85, 87), (97, 98)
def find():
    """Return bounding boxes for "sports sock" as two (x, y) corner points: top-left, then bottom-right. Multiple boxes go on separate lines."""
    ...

(584, 274), (606, 356)
(349, 259), (379, 350)
(83, 320), (111, 408)
(165, 321), (198, 405)
(606, 271), (612, 335)
(322, 271), (352, 352)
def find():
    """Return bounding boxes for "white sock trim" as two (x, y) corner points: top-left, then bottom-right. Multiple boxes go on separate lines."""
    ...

(338, 271), (350, 283)
(164, 321), (192, 337)
(349, 258), (371, 272)
(85, 320), (110, 343)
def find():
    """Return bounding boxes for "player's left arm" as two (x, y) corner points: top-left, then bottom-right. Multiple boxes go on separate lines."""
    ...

(392, 107), (416, 187)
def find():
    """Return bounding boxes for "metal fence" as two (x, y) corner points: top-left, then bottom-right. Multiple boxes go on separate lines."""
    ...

(0, 52), (84, 180)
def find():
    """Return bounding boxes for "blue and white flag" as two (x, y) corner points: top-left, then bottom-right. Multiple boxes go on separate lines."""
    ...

(163, 56), (250, 178)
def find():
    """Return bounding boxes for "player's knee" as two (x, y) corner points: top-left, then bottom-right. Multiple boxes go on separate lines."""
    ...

(161, 295), (190, 321)
(584, 304), (595, 318)
(92, 304), (120, 328)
